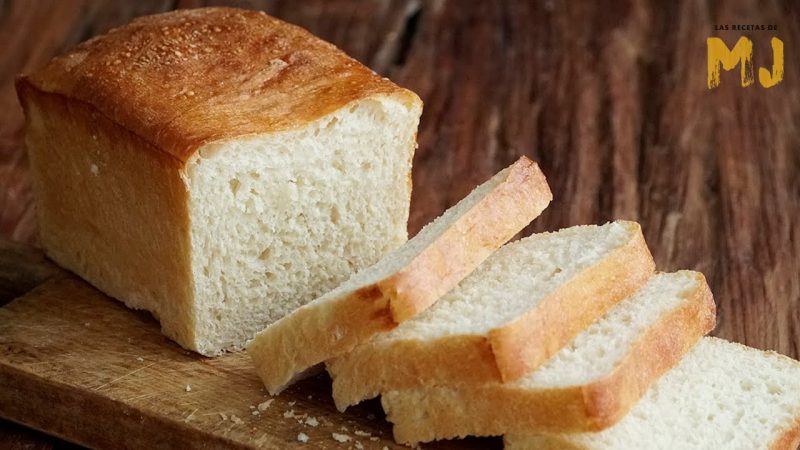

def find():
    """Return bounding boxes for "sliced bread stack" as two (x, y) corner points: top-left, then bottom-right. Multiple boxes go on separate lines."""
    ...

(379, 271), (716, 442)
(248, 158), (800, 450)
(327, 220), (655, 410)
(247, 156), (553, 392)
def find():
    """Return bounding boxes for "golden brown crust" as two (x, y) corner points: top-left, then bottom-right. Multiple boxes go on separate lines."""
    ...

(16, 83), (197, 349)
(386, 157), (552, 322)
(771, 416), (800, 450)
(17, 7), (419, 162)
(382, 272), (716, 444)
(247, 157), (551, 394)
(328, 222), (655, 410)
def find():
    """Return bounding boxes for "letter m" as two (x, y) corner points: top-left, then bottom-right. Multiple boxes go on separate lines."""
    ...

(707, 37), (754, 89)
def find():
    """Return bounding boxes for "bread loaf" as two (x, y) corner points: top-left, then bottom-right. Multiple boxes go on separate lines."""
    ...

(247, 157), (552, 394)
(16, 7), (422, 355)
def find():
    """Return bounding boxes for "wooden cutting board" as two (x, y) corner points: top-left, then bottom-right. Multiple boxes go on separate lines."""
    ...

(0, 241), (493, 449)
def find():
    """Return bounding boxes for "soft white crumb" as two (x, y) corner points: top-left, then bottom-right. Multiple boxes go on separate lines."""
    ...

(230, 415), (243, 425)
(90, 164), (99, 175)
(257, 399), (274, 411)
(249, 405), (255, 409)
(297, 432), (309, 443)
(185, 385), (191, 392)
(219, 413), (228, 421)
(136, 357), (144, 362)
(331, 432), (351, 443)
(283, 410), (294, 418)
(354, 430), (370, 437)
(354, 442), (364, 450)
(370, 436), (379, 441)
(304, 416), (319, 427)
(251, 410), (259, 416)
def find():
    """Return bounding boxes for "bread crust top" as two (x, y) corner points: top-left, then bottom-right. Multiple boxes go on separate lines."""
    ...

(16, 7), (419, 162)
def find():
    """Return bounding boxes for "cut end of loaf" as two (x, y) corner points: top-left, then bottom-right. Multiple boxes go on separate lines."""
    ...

(184, 94), (420, 354)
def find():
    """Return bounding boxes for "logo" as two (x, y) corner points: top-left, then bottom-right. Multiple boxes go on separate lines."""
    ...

(707, 35), (784, 89)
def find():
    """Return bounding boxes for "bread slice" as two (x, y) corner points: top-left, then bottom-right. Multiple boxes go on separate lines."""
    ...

(327, 221), (655, 411)
(16, 8), (422, 355)
(247, 157), (552, 394)
(381, 271), (716, 444)
(505, 337), (800, 450)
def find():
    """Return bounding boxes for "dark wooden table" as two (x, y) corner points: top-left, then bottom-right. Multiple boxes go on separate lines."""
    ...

(1, 0), (799, 448)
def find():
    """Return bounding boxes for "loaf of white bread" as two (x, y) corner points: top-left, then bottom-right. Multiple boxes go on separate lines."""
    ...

(19, 7), (800, 448)
(17, 7), (422, 355)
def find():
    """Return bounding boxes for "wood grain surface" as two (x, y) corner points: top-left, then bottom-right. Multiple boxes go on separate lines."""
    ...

(1, 0), (799, 448)
(0, 272), (495, 450)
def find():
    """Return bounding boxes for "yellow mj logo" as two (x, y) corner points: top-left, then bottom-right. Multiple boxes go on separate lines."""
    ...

(707, 37), (784, 88)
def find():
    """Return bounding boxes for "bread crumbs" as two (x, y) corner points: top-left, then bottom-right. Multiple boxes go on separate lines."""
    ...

(304, 416), (319, 427)
(257, 399), (274, 411)
(297, 432), (309, 443)
(331, 432), (351, 443)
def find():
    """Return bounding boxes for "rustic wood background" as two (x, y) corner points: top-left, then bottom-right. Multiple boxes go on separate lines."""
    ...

(1, 0), (798, 448)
